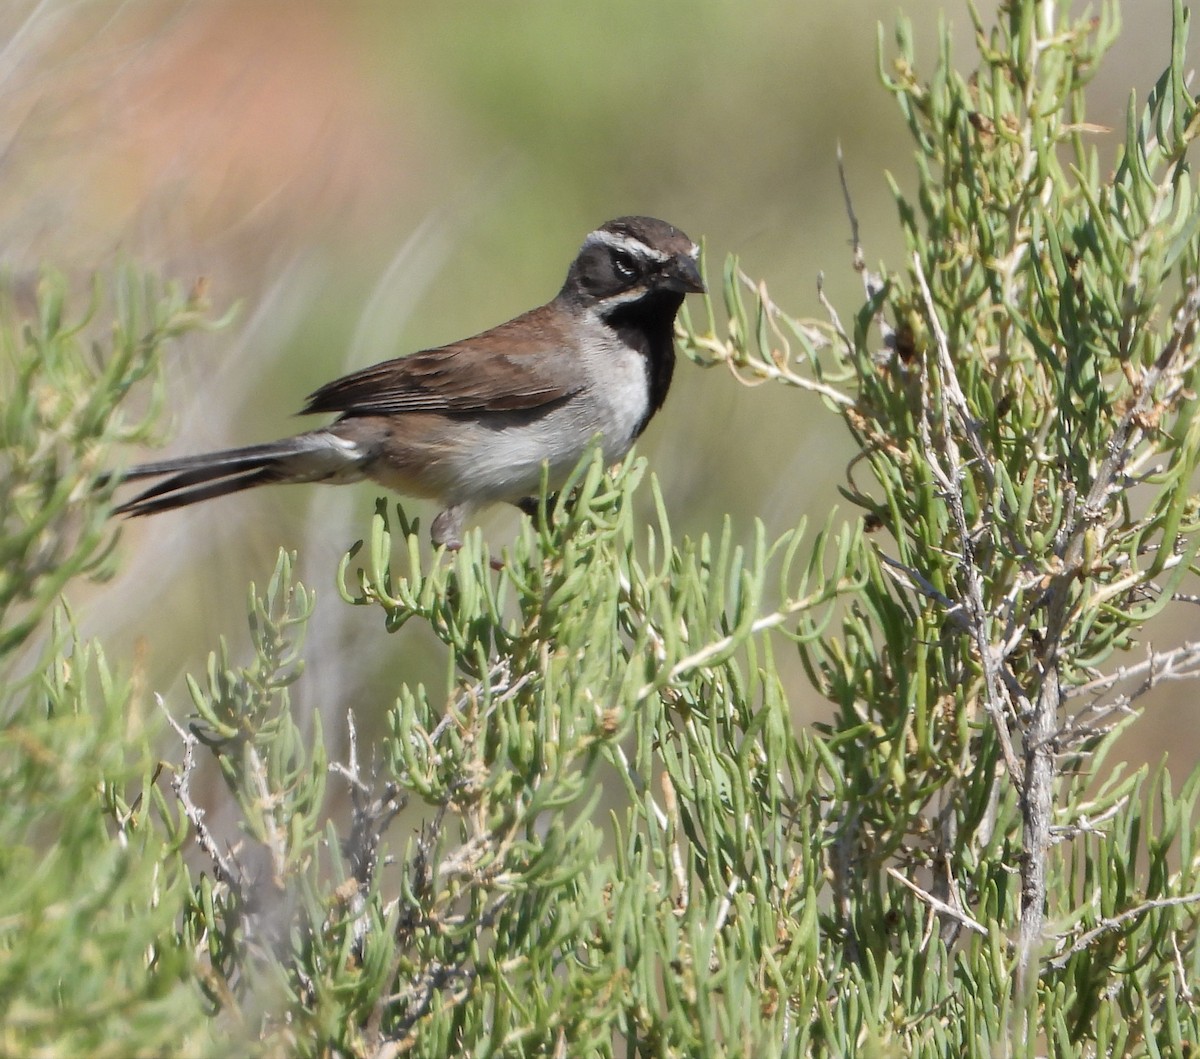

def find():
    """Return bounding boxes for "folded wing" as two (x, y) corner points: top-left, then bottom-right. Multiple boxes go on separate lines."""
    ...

(302, 308), (583, 417)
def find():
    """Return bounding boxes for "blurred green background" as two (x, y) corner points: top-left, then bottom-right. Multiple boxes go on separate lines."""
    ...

(2, 0), (1195, 766)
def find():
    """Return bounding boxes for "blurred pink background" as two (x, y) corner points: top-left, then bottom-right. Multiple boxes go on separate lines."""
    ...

(2, 0), (1195, 775)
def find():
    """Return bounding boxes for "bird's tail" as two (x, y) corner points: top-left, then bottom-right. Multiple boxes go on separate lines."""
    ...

(112, 433), (364, 517)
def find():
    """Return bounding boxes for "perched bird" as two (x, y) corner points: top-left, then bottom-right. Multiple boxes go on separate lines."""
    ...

(114, 216), (704, 547)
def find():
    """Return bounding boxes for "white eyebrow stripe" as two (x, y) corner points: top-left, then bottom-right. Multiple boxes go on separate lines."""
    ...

(584, 229), (670, 262)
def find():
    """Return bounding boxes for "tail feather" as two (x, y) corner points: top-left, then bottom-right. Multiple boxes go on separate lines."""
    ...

(112, 434), (363, 517)
(117, 440), (300, 481)
(115, 468), (279, 517)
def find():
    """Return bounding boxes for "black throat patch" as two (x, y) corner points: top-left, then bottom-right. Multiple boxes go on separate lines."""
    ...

(603, 290), (684, 437)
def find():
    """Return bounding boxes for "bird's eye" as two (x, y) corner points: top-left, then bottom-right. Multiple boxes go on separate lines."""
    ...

(612, 251), (638, 280)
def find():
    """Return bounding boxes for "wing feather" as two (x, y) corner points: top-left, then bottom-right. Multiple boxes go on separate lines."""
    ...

(301, 306), (582, 417)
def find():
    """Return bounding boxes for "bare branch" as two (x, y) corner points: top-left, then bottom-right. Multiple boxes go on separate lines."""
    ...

(887, 866), (990, 938)
(877, 552), (970, 628)
(837, 142), (889, 312)
(1078, 283), (1200, 531)
(1048, 798), (1127, 843)
(157, 695), (243, 891)
(331, 710), (407, 893)
(1047, 892), (1200, 971)
(1065, 640), (1200, 702)
(911, 252), (1022, 787)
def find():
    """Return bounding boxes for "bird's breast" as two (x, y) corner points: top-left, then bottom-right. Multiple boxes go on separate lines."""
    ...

(441, 342), (652, 504)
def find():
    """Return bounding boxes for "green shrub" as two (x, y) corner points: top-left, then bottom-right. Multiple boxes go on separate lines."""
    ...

(4, 3), (1200, 1055)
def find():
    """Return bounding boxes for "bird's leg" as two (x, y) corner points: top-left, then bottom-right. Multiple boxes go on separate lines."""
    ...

(516, 493), (561, 525)
(431, 505), (465, 551)
(432, 504), (505, 571)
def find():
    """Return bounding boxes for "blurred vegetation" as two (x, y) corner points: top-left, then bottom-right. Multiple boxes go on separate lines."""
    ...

(4, 0), (1200, 1056)
(0, 274), (219, 1056)
(2, 0), (1192, 764)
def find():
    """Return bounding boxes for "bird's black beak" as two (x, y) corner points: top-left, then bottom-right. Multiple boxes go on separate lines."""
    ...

(663, 253), (706, 295)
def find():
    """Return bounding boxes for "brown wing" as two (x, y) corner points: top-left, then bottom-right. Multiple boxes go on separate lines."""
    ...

(301, 305), (582, 417)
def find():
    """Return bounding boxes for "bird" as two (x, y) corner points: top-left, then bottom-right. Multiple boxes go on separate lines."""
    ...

(113, 216), (705, 548)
